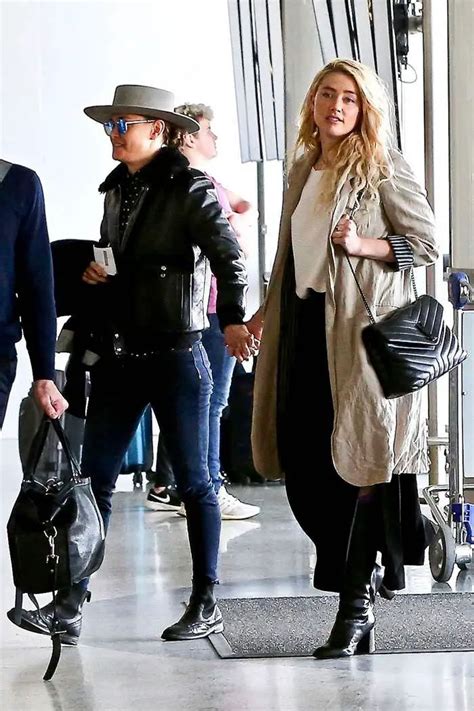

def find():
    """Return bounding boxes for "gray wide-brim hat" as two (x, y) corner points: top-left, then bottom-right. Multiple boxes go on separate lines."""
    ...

(84, 85), (199, 133)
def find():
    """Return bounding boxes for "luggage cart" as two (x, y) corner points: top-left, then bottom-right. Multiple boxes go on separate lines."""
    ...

(423, 270), (474, 582)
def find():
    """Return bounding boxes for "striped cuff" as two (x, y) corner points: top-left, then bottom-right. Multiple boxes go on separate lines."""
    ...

(386, 235), (414, 271)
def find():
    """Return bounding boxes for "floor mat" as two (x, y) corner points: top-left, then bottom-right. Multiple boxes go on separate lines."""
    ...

(209, 593), (474, 658)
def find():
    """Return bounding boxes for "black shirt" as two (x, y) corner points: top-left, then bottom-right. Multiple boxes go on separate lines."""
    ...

(119, 171), (146, 240)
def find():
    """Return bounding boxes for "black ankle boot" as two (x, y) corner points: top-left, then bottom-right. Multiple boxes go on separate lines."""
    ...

(313, 583), (376, 658)
(161, 581), (223, 641)
(313, 499), (378, 659)
(8, 584), (91, 645)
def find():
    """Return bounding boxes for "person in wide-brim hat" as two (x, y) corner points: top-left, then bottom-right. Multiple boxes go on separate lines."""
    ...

(84, 84), (200, 133)
(13, 79), (251, 648)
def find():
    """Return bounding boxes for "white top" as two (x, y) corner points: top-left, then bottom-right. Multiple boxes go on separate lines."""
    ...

(291, 169), (333, 298)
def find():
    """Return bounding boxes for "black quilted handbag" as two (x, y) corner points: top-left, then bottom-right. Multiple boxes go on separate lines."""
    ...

(347, 260), (467, 399)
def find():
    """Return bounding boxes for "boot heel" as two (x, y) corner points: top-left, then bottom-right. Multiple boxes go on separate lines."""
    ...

(356, 626), (375, 654)
(378, 584), (395, 601)
(85, 591), (92, 603)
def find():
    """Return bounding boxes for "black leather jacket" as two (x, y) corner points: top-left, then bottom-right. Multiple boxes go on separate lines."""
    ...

(98, 147), (247, 351)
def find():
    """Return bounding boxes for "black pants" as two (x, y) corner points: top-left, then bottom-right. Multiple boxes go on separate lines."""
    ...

(0, 356), (17, 429)
(278, 290), (427, 593)
(81, 344), (220, 584)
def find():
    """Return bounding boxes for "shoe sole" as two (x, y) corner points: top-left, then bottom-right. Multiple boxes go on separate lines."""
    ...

(221, 510), (260, 520)
(7, 609), (78, 645)
(145, 500), (182, 512)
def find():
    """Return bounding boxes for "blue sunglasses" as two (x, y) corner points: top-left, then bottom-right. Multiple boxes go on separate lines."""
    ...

(103, 118), (155, 136)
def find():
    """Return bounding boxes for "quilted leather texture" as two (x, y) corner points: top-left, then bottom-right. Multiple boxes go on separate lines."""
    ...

(362, 295), (468, 399)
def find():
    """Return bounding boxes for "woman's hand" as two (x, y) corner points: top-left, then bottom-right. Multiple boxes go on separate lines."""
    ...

(331, 216), (363, 256)
(82, 261), (108, 285)
(332, 217), (396, 263)
(245, 308), (264, 345)
(224, 324), (257, 363)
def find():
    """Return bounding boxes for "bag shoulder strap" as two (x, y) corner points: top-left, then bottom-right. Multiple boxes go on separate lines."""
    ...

(344, 191), (418, 324)
(0, 159), (13, 184)
(344, 253), (376, 325)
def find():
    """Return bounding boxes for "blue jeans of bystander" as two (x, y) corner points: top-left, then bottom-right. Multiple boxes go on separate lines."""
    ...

(201, 313), (236, 491)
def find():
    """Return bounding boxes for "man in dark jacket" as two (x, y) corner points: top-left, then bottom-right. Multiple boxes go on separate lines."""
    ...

(16, 85), (252, 644)
(0, 159), (68, 427)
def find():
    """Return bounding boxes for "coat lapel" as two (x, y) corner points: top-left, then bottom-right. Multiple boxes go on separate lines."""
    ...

(264, 151), (316, 307)
(284, 151), (316, 218)
(328, 176), (361, 235)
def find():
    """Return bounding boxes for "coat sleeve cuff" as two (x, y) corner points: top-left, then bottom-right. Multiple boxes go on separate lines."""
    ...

(31, 362), (56, 382)
(216, 305), (245, 332)
(386, 235), (414, 271)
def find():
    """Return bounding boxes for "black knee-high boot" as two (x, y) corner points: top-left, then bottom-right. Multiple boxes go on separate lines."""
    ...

(313, 498), (378, 659)
(9, 583), (91, 646)
(161, 579), (223, 641)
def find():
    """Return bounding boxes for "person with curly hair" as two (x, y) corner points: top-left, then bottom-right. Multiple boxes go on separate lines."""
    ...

(147, 102), (260, 521)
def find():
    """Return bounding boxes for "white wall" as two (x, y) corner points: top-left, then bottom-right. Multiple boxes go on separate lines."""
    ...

(398, 18), (451, 466)
(0, 0), (264, 437)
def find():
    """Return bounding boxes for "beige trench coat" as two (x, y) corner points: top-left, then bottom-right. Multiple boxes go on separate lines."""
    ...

(252, 149), (438, 487)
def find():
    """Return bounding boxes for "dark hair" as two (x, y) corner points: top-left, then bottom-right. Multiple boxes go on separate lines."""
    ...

(144, 117), (171, 145)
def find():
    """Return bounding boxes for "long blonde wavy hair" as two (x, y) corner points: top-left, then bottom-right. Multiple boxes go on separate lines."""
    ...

(294, 59), (395, 203)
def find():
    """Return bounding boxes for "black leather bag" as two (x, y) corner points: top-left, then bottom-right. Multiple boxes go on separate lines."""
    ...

(347, 260), (467, 399)
(7, 417), (105, 678)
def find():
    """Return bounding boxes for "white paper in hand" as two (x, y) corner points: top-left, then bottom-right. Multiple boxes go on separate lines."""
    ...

(93, 246), (117, 276)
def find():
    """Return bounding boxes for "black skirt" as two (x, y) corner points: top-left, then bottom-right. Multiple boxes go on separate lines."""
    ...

(277, 274), (430, 592)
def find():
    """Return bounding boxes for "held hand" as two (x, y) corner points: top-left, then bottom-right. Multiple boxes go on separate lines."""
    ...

(33, 380), (69, 419)
(224, 324), (256, 363)
(331, 216), (363, 256)
(82, 261), (108, 285)
(245, 310), (264, 345)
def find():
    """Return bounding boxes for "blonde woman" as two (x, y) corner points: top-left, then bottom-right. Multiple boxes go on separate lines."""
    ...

(247, 59), (438, 658)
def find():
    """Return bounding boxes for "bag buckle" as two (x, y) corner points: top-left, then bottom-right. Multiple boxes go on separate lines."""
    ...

(44, 526), (59, 565)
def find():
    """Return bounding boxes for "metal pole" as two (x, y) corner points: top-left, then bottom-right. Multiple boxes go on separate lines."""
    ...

(422, 0), (442, 485)
(448, 309), (465, 547)
(256, 161), (266, 304)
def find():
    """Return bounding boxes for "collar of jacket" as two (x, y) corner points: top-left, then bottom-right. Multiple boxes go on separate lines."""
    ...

(98, 146), (190, 194)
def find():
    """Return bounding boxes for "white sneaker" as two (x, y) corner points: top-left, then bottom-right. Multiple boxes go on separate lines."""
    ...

(217, 486), (260, 520)
(175, 487), (261, 521)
